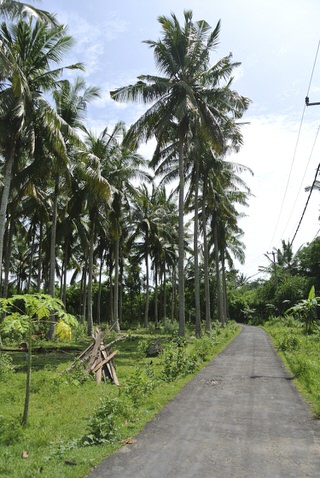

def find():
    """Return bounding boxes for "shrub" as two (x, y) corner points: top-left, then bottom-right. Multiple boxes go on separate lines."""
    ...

(124, 366), (157, 406)
(161, 345), (198, 382)
(81, 397), (133, 446)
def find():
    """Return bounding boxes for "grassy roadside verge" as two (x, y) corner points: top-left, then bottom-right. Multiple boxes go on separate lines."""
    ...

(0, 321), (240, 478)
(263, 316), (320, 418)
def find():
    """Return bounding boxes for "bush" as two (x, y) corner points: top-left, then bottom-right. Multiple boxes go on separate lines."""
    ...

(123, 366), (157, 406)
(161, 345), (198, 382)
(81, 397), (133, 446)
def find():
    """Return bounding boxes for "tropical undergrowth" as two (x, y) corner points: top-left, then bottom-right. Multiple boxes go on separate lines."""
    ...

(0, 320), (239, 478)
(263, 315), (320, 417)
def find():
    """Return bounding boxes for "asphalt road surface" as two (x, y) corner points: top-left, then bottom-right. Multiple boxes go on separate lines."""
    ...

(88, 325), (320, 478)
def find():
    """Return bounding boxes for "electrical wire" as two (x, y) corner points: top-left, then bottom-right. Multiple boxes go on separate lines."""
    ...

(269, 40), (320, 249)
(280, 124), (320, 238)
(290, 162), (320, 247)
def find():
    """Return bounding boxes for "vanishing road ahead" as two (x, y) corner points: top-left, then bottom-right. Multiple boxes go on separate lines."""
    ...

(88, 326), (320, 478)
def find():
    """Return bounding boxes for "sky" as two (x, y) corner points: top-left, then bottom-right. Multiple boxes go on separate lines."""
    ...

(40, 0), (320, 278)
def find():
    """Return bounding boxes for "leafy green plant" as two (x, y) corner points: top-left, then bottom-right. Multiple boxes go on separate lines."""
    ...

(81, 397), (132, 446)
(285, 285), (320, 333)
(161, 345), (198, 382)
(276, 333), (300, 351)
(0, 294), (78, 426)
(124, 366), (156, 406)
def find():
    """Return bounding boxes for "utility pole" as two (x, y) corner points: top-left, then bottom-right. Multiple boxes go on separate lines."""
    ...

(266, 251), (278, 286)
(305, 96), (320, 107)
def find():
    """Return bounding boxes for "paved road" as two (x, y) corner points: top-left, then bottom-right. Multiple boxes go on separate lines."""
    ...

(88, 326), (320, 478)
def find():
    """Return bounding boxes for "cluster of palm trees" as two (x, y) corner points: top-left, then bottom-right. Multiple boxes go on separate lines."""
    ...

(0, 2), (252, 337)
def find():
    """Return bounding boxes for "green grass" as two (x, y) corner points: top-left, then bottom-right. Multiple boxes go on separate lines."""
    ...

(263, 316), (320, 418)
(0, 321), (240, 478)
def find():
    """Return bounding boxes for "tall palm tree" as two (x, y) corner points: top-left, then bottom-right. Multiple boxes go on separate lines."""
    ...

(0, 0), (57, 24)
(204, 159), (252, 323)
(0, 19), (83, 287)
(111, 11), (249, 336)
(83, 123), (149, 332)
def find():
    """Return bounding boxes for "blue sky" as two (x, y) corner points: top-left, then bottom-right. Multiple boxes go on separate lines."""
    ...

(41, 0), (320, 277)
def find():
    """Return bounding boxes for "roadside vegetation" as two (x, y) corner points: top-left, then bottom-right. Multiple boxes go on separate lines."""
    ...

(263, 315), (320, 418)
(0, 320), (239, 478)
(229, 239), (320, 419)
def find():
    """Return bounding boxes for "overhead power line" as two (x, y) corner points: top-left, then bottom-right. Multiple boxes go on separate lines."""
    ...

(290, 162), (320, 247)
(269, 40), (320, 249)
(281, 124), (320, 238)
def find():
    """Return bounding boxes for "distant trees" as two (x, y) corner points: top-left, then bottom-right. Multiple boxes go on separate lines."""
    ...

(230, 238), (320, 324)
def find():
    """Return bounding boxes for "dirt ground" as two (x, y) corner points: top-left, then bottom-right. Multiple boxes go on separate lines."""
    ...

(88, 326), (320, 478)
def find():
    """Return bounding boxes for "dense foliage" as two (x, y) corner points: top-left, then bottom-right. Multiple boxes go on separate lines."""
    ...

(0, 3), (251, 339)
(228, 239), (320, 325)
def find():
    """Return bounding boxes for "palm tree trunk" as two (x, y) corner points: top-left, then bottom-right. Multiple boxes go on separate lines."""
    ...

(178, 134), (185, 336)
(0, 143), (16, 288)
(213, 214), (224, 324)
(26, 224), (36, 293)
(163, 269), (167, 322)
(202, 193), (211, 331)
(49, 179), (59, 340)
(154, 267), (158, 328)
(194, 158), (201, 338)
(81, 264), (87, 324)
(113, 236), (121, 332)
(97, 254), (104, 325)
(119, 257), (124, 326)
(3, 215), (13, 298)
(221, 255), (229, 322)
(144, 251), (149, 328)
(87, 222), (95, 336)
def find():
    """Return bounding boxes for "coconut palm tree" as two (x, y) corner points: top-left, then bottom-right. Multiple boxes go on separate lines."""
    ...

(111, 11), (250, 335)
(83, 122), (150, 332)
(0, 19), (83, 288)
(0, 0), (57, 24)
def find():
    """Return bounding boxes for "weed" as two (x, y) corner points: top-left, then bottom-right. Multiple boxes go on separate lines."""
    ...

(0, 415), (23, 445)
(276, 333), (300, 351)
(0, 353), (15, 381)
(124, 366), (156, 406)
(62, 361), (92, 386)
